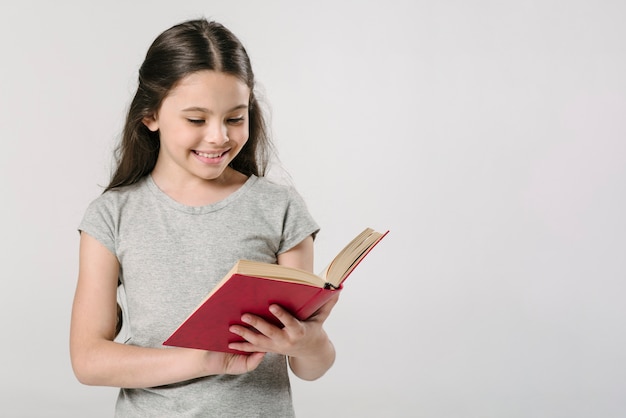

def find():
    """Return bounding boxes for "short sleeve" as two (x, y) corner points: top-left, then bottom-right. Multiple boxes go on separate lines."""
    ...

(277, 187), (320, 255)
(78, 195), (118, 256)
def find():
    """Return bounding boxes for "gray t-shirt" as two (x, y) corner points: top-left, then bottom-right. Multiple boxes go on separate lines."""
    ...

(79, 174), (319, 417)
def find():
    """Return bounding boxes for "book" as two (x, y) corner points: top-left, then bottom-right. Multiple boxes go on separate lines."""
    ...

(163, 227), (388, 354)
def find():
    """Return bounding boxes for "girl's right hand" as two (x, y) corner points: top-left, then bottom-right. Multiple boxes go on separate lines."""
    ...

(200, 350), (266, 375)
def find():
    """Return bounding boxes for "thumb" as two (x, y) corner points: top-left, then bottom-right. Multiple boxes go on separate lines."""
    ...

(246, 352), (266, 372)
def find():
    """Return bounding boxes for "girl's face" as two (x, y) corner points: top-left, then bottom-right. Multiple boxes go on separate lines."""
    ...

(144, 70), (250, 185)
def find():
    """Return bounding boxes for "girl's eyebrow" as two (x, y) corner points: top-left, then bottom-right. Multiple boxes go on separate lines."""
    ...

(182, 104), (248, 113)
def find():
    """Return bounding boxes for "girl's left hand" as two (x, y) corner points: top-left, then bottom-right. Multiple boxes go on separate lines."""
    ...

(227, 293), (339, 358)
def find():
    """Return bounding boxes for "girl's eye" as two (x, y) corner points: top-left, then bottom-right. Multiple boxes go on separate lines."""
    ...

(227, 117), (245, 125)
(187, 119), (205, 125)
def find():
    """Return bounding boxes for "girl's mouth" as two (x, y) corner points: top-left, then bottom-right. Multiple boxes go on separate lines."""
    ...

(193, 149), (229, 163)
(194, 150), (226, 158)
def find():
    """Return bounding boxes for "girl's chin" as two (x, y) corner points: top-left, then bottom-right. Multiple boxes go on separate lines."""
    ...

(196, 166), (236, 182)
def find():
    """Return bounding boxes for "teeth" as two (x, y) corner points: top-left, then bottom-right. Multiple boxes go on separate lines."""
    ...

(196, 151), (222, 158)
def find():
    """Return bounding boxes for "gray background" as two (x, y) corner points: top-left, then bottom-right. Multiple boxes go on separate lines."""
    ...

(1, 1), (625, 417)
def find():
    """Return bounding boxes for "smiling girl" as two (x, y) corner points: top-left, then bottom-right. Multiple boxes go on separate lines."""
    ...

(70, 19), (337, 417)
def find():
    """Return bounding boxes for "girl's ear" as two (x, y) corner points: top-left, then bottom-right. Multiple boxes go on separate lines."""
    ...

(142, 114), (159, 132)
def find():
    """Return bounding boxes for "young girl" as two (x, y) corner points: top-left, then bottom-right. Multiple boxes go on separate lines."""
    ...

(70, 18), (337, 417)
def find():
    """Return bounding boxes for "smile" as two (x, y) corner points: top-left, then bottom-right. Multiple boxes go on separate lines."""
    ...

(194, 150), (227, 158)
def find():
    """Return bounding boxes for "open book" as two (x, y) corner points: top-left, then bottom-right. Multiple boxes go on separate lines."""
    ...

(163, 227), (388, 353)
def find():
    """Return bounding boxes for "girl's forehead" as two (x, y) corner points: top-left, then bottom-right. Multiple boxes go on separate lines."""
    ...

(165, 70), (250, 106)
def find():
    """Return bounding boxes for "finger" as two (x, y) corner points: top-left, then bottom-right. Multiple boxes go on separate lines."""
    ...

(227, 339), (268, 353)
(229, 319), (275, 348)
(245, 352), (266, 371)
(238, 308), (300, 339)
(268, 304), (300, 328)
(221, 351), (266, 374)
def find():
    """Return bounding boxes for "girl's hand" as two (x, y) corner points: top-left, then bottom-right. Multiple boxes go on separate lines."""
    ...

(199, 349), (266, 375)
(227, 293), (339, 380)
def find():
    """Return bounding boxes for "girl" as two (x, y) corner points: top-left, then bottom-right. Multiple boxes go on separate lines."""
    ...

(70, 18), (337, 417)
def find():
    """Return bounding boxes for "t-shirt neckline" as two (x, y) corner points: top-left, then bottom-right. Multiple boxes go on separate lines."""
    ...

(146, 174), (258, 214)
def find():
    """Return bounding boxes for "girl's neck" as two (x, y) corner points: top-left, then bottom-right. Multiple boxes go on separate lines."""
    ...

(150, 167), (249, 207)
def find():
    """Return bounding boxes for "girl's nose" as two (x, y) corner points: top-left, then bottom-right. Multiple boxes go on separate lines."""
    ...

(205, 123), (229, 145)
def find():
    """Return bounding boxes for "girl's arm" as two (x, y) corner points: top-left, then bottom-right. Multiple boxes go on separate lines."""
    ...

(70, 232), (264, 388)
(229, 235), (338, 381)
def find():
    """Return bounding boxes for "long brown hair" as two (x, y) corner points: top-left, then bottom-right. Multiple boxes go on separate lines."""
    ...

(105, 19), (272, 192)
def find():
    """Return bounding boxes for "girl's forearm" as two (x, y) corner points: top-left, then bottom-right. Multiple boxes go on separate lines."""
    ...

(71, 340), (209, 388)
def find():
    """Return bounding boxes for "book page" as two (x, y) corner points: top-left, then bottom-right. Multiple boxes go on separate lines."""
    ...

(321, 228), (385, 287)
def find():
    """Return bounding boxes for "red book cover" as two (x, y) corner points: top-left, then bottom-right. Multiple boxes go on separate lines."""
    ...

(163, 228), (387, 354)
(163, 274), (340, 354)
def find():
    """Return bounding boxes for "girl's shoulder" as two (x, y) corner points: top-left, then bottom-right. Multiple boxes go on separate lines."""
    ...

(246, 175), (302, 201)
(249, 172), (304, 193)
(242, 176), (314, 219)
(86, 177), (150, 212)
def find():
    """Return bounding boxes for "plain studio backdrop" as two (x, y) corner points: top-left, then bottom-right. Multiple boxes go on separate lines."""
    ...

(1, 1), (625, 417)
